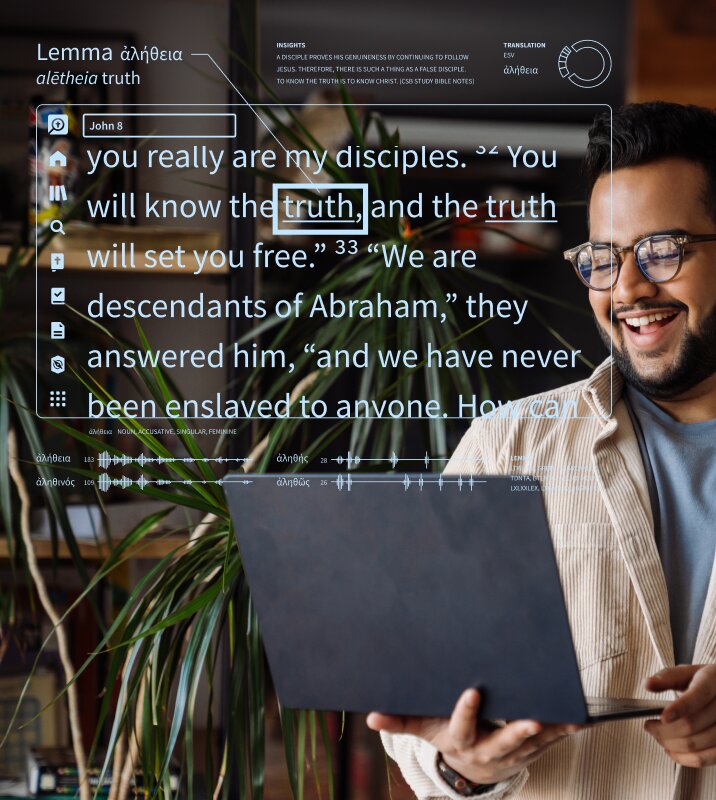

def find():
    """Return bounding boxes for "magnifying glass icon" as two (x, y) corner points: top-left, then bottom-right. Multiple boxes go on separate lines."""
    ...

(50, 220), (65, 235)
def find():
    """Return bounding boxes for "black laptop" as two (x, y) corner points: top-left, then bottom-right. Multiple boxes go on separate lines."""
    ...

(226, 473), (665, 723)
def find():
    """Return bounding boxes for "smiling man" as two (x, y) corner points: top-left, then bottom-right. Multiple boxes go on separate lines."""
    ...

(367, 103), (716, 799)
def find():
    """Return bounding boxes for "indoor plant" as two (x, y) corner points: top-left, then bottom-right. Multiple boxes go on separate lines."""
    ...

(0, 86), (590, 800)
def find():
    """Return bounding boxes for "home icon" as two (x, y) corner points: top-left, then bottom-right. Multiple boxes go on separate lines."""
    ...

(49, 150), (67, 168)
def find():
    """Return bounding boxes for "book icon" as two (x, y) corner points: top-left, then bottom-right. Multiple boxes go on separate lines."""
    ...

(51, 253), (65, 272)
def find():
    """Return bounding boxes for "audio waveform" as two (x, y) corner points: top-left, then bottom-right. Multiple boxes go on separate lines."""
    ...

(96, 472), (487, 493)
(97, 473), (254, 492)
(98, 451), (252, 470)
(331, 451), (451, 469)
(332, 474), (485, 491)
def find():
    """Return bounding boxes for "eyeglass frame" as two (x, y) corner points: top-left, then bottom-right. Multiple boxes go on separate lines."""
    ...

(563, 232), (716, 291)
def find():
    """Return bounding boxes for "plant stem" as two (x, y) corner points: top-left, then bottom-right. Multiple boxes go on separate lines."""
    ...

(107, 731), (126, 800)
(117, 676), (143, 800)
(7, 429), (90, 800)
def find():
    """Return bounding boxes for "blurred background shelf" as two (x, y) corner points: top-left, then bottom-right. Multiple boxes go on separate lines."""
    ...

(0, 533), (189, 561)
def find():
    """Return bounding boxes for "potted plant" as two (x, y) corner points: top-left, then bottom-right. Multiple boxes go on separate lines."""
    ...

(1, 86), (589, 799)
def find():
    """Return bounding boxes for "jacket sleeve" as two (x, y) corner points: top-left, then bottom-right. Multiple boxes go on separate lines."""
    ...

(444, 418), (487, 476)
(381, 731), (528, 799)
(377, 422), (528, 799)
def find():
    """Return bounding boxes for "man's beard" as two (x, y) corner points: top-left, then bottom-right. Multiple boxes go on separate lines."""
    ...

(594, 305), (716, 400)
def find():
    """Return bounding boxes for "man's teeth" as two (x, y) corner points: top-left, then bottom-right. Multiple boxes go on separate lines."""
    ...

(624, 311), (678, 328)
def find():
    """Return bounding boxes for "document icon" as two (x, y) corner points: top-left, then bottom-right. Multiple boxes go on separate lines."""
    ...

(50, 355), (65, 374)
(50, 322), (65, 339)
(50, 253), (64, 272)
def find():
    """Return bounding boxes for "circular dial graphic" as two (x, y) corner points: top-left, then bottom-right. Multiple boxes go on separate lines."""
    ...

(558, 40), (612, 88)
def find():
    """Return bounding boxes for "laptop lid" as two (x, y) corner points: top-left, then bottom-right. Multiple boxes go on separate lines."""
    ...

(227, 473), (588, 723)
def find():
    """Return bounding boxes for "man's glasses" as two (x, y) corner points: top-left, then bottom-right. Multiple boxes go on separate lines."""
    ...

(563, 233), (716, 291)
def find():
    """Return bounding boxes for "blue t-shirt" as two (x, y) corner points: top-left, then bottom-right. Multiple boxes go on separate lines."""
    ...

(625, 387), (716, 664)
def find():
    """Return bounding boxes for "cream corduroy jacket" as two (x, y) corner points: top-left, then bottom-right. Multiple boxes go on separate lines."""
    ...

(382, 358), (716, 800)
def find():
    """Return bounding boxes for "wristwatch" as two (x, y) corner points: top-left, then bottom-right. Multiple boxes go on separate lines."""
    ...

(436, 753), (497, 796)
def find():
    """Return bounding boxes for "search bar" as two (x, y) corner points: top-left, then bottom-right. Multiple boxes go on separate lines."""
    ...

(81, 113), (237, 139)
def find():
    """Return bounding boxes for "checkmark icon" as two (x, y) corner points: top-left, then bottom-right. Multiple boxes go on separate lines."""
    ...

(51, 288), (65, 305)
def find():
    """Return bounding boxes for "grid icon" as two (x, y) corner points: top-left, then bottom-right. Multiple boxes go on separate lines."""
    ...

(49, 389), (67, 408)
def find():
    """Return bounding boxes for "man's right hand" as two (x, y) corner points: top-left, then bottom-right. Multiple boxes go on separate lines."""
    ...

(366, 687), (584, 786)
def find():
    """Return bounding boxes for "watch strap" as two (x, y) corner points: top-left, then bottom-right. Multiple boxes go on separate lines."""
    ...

(436, 753), (497, 797)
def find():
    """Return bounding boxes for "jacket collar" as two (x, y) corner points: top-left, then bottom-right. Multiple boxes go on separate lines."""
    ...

(578, 356), (716, 668)
(580, 358), (675, 670)
(581, 356), (623, 423)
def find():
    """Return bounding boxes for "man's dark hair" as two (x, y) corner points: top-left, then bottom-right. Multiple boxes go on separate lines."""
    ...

(585, 102), (716, 221)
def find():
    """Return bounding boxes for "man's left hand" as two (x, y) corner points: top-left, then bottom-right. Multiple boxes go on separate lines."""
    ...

(645, 664), (716, 767)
